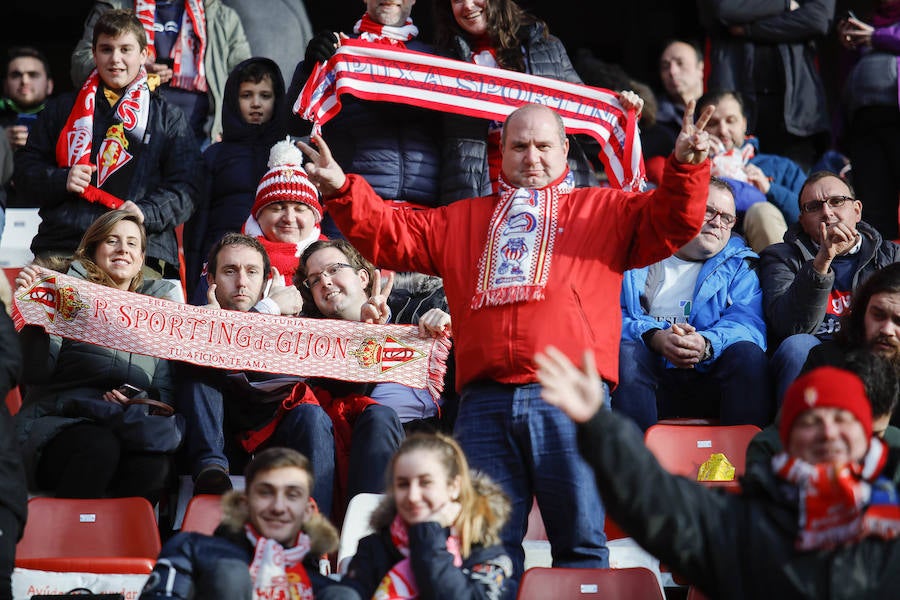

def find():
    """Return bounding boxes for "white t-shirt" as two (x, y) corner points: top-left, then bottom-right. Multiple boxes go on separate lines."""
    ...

(646, 255), (703, 326)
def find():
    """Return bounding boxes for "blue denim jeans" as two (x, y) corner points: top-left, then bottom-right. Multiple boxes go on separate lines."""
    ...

(456, 381), (609, 581)
(613, 339), (773, 431)
(346, 404), (405, 499)
(178, 377), (336, 516)
(770, 333), (821, 407)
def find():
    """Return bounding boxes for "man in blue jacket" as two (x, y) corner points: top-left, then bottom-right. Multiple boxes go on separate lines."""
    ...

(697, 90), (807, 253)
(613, 177), (771, 430)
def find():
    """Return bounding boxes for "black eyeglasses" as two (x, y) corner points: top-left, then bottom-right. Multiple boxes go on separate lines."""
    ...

(801, 195), (855, 214)
(704, 205), (736, 227)
(302, 263), (353, 289)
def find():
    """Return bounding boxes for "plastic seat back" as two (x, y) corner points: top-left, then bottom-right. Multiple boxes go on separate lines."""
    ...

(517, 567), (665, 600)
(644, 424), (761, 486)
(337, 493), (384, 574)
(16, 496), (161, 574)
(180, 494), (224, 535)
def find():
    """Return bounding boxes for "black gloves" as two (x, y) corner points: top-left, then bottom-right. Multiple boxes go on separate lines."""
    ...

(305, 30), (340, 66)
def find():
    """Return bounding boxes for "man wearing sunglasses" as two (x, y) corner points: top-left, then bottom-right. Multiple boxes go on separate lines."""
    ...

(614, 177), (770, 430)
(761, 171), (900, 404)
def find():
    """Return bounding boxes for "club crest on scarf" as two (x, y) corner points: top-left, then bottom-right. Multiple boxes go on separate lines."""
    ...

(352, 336), (426, 372)
(472, 170), (573, 308)
(16, 276), (88, 323)
(97, 123), (133, 187)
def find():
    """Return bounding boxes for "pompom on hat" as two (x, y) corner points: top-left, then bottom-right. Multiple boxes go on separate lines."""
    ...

(779, 366), (873, 447)
(251, 137), (322, 222)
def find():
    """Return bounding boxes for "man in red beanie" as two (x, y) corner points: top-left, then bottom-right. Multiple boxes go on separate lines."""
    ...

(536, 349), (900, 599)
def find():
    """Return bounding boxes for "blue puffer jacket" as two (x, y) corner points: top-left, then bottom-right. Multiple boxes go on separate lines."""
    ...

(621, 236), (766, 370)
(284, 39), (441, 206)
(720, 138), (806, 224)
(183, 57), (287, 296)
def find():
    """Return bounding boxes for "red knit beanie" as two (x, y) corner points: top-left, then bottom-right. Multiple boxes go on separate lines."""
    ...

(779, 366), (873, 446)
(252, 138), (322, 222)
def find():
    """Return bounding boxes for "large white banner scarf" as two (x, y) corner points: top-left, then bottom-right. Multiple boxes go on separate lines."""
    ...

(12, 268), (449, 398)
(294, 40), (645, 191)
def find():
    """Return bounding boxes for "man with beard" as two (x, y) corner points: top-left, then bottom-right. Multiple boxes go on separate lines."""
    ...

(747, 263), (900, 468)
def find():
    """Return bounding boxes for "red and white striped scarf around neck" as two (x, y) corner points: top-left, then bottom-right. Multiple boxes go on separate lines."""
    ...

(135, 0), (208, 92)
(353, 13), (418, 45)
(772, 438), (900, 551)
(54, 67), (151, 209)
(245, 523), (314, 599)
(375, 514), (462, 599)
(472, 169), (574, 309)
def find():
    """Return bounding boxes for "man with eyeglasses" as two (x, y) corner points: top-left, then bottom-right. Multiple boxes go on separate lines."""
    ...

(760, 171), (900, 404)
(174, 233), (336, 514)
(613, 177), (771, 430)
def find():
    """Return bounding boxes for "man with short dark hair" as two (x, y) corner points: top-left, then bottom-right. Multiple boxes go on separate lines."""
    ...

(614, 177), (770, 430)
(15, 9), (198, 287)
(139, 447), (353, 599)
(696, 90), (807, 252)
(656, 39), (704, 141)
(760, 171), (900, 403)
(1, 47), (53, 152)
(176, 233), (335, 515)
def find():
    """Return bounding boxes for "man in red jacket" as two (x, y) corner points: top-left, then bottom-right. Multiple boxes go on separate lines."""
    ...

(298, 98), (714, 581)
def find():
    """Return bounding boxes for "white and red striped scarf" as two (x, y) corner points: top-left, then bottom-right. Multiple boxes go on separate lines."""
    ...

(294, 40), (645, 191)
(353, 13), (418, 45)
(374, 514), (462, 599)
(135, 0), (208, 92)
(245, 524), (314, 599)
(54, 67), (151, 209)
(709, 138), (756, 182)
(773, 438), (900, 550)
(472, 170), (573, 309)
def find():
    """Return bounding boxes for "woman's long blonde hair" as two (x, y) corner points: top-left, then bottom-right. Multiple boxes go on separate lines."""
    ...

(74, 210), (146, 291)
(386, 432), (510, 557)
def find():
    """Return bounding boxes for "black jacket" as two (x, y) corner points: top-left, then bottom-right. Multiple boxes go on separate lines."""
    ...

(0, 303), (26, 536)
(579, 408), (900, 600)
(140, 492), (340, 599)
(15, 87), (198, 266)
(184, 57), (287, 296)
(698, 0), (833, 138)
(759, 221), (900, 345)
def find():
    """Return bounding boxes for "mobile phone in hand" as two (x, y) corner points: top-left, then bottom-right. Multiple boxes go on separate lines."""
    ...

(116, 383), (144, 399)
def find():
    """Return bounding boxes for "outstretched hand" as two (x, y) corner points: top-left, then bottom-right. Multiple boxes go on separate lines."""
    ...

(535, 346), (604, 423)
(674, 100), (715, 165)
(296, 135), (347, 197)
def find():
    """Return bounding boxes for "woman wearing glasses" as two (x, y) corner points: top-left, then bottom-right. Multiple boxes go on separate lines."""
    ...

(760, 171), (900, 404)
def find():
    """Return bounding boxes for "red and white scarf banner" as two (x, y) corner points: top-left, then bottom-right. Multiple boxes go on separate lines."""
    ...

(135, 0), (208, 92)
(12, 267), (449, 398)
(295, 40), (645, 191)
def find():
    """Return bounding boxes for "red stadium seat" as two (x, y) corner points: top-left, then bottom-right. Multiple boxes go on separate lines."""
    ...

(180, 494), (224, 535)
(517, 567), (664, 600)
(644, 424), (761, 489)
(16, 497), (161, 574)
